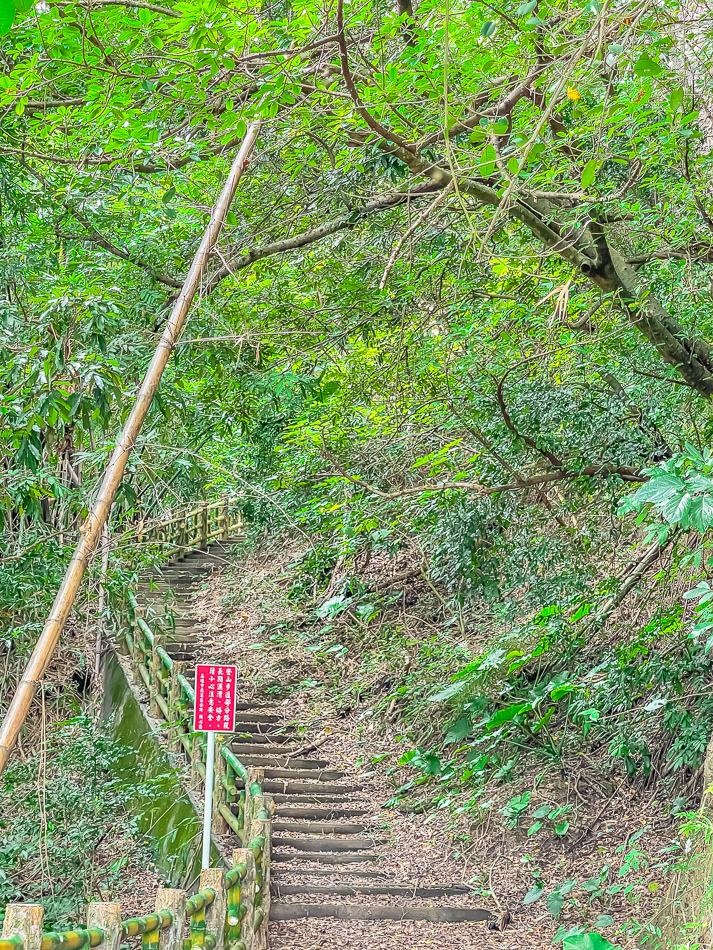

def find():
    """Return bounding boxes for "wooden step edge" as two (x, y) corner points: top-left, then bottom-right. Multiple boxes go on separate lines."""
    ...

(271, 867), (395, 879)
(269, 903), (494, 923)
(271, 852), (379, 865)
(233, 757), (331, 770)
(273, 807), (370, 818)
(272, 821), (368, 835)
(272, 835), (383, 853)
(261, 769), (346, 781)
(271, 883), (476, 898)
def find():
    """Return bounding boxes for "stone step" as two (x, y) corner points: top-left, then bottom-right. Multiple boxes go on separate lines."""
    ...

(229, 732), (295, 745)
(249, 779), (360, 796)
(228, 721), (295, 735)
(230, 712), (280, 723)
(271, 867), (393, 879)
(269, 903), (493, 923)
(272, 852), (378, 865)
(260, 767), (345, 782)
(232, 755), (330, 770)
(163, 650), (195, 662)
(271, 882), (475, 898)
(274, 806), (370, 820)
(270, 794), (361, 804)
(231, 742), (303, 755)
(272, 836), (380, 853)
(272, 821), (367, 835)
(155, 565), (214, 574)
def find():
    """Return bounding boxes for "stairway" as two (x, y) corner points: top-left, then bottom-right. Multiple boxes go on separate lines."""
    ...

(134, 545), (494, 935)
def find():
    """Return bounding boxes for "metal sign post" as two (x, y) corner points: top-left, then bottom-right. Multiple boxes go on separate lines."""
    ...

(194, 663), (238, 868)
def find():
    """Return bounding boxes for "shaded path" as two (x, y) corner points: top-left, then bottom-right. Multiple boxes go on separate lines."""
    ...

(133, 544), (501, 948)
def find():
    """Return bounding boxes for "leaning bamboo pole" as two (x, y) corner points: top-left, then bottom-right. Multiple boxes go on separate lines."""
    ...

(0, 122), (261, 775)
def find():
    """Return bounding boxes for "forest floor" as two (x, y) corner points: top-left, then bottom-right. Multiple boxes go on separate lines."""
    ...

(167, 538), (693, 949)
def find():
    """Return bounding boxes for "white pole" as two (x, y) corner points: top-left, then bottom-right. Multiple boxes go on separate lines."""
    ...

(202, 730), (215, 869)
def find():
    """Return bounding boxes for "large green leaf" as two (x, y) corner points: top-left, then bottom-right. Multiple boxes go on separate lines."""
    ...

(661, 491), (692, 525)
(689, 495), (713, 532)
(563, 935), (619, 950)
(486, 703), (528, 730)
(546, 890), (565, 916)
(634, 52), (664, 77)
(0, 0), (14, 33)
(429, 681), (467, 703)
(633, 474), (684, 505)
(523, 884), (543, 904)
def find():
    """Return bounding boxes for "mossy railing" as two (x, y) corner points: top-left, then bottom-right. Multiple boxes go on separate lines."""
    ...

(0, 499), (272, 950)
(118, 497), (271, 947)
(1, 862), (269, 950)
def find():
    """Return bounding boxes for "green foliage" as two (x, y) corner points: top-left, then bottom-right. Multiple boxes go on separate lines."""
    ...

(563, 936), (619, 950)
(0, 716), (148, 929)
(621, 447), (713, 538)
(2, 0), (713, 938)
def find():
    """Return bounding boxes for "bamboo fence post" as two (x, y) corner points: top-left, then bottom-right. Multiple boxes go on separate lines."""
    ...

(188, 887), (206, 949)
(131, 605), (146, 684)
(154, 888), (186, 950)
(94, 521), (111, 678)
(200, 869), (227, 950)
(0, 122), (261, 775)
(213, 736), (228, 834)
(2, 905), (44, 950)
(87, 903), (122, 950)
(243, 768), (264, 844)
(200, 505), (208, 550)
(232, 849), (256, 950)
(250, 794), (272, 950)
(221, 496), (229, 541)
(191, 733), (203, 790)
(168, 660), (186, 753)
(150, 639), (163, 719)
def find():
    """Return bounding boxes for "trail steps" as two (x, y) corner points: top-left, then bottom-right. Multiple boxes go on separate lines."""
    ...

(134, 543), (494, 932)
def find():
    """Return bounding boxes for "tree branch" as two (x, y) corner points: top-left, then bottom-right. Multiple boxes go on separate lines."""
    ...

(53, 0), (179, 14)
(68, 208), (183, 288)
(20, 159), (182, 288)
(324, 452), (644, 501)
(608, 245), (713, 397)
(365, 135), (713, 400)
(205, 183), (441, 293)
(336, 0), (415, 153)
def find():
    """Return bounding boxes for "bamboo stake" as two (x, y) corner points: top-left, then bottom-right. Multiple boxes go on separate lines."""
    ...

(0, 122), (261, 775)
(94, 521), (110, 681)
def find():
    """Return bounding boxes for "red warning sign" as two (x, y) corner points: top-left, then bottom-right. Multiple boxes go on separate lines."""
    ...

(193, 664), (237, 732)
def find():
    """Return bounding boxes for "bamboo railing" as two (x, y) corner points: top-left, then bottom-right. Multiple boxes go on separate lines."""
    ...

(0, 122), (260, 778)
(0, 858), (269, 950)
(135, 496), (243, 558)
(117, 497), (271, 948)
(0, 498), (271, 950)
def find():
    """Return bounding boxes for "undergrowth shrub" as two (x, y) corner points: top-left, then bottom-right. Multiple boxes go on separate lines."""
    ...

(0, 715), (150, 930)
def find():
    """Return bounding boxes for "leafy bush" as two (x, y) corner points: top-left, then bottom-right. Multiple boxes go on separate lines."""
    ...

(0, 716), (149, 930)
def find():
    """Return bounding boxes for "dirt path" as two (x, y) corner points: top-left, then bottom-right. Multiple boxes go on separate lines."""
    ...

(168, 541), (679, 949)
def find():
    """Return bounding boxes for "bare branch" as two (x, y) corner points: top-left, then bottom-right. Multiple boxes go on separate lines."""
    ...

(54, 0), (179, 14)
(379, 182), (454, 290)
(324, 457), (644, 501)
(336, 0), (415, 153)
(205, 182), (441, 293)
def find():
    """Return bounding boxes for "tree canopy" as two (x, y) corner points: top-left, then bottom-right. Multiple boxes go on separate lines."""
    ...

(4, 0), (713, 931)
